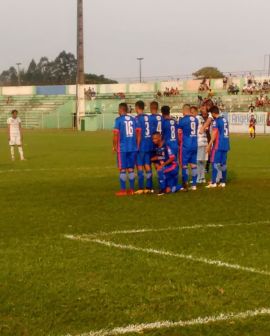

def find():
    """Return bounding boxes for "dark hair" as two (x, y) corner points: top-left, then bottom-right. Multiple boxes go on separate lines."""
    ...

(135, 100), (145, 110)
(209, 106), (220, 115)
(161, 105), (170, 116)
(119, 103), (128, 112)
(150, 101), (159, 109)
(11, 109), (18, 114)
(152, 131), (161, 137)
(183, 104), (191, 109)
(190, 106), (198, 112)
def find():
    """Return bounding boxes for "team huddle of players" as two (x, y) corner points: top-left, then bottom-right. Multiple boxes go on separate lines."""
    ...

(113, 99), (230, 196)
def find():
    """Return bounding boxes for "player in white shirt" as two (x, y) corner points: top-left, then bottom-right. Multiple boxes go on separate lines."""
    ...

(191, 106), (208, 183)
(7, 110), (25, 161)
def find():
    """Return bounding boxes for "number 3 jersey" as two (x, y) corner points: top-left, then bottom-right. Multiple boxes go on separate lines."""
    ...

(114, 115), (137, 152)
(178, 115), (199, 151)
(212, 117), (230, 152)
(135, 114), (153, 153)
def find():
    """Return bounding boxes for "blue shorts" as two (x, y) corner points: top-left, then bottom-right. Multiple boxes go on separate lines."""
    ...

(136, 152), (151, 166)
(211, 150), (228, 165)
(164, 165), (179, 189)
(181, 148), (198, 167)
(117, 152), (136, 170)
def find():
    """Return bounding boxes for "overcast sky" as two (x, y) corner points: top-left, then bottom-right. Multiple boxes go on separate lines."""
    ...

(1, 0), (270, 80)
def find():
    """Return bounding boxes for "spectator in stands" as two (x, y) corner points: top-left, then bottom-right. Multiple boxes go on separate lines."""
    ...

(228, 83), (239, 95)
(223, 76), (228, 89)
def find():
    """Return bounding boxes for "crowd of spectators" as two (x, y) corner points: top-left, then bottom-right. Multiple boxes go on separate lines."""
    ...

(242, 79), (270, 95)
(113, 92), (126, 99)
(84, 87), (96, 100)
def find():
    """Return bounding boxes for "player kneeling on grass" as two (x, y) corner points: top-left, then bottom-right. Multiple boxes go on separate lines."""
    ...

(113, 103), (138, 196)
(206, 106), (230, 188)
(7, 110), (25, 161)
(151, 132), (181, 196)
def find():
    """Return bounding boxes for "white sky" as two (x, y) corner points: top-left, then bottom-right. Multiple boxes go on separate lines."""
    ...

(0, 0), (270, 80)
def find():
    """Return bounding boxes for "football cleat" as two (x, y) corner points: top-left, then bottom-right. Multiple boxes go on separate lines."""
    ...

(218, 183), (226, 188)
(189, 186), (197, 191)
(144, 189), (154, 194)
(205, 183), (217, 189)
(157, 189), (166, 196)
(115, 190), (128, 196)
(134, 189), (144, 195)
(127, 189), (135, 195)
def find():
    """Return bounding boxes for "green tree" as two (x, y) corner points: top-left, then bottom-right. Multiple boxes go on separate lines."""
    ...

(193, 67), (224, 79)
(0, 51), (118, 86)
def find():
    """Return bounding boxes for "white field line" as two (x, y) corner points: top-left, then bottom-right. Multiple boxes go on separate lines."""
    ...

(65, 236), (270, 276)
(85, 220), (270, 238)
(0, 166), (114, 174)
(64, 307), (270, 336)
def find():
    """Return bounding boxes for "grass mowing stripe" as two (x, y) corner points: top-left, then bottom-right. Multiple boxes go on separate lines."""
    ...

(0, 166), (115, 173)
(85, 220), (270, 237)
(64, 236), (270, 277)
(63, 307), (270, 336)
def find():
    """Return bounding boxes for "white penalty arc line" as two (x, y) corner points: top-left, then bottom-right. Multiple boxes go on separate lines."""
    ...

(64, 236), (270, 277)
(86, 220), (270, 238)
(65, 307), (270, 336)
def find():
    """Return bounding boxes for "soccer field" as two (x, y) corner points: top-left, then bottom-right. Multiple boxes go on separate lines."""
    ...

(0, 130), (270, 336)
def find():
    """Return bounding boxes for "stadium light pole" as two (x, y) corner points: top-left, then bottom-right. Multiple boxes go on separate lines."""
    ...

(137, 57), (144, 83)
(76, 0), (85, 130)
(16, 63), (22, 86)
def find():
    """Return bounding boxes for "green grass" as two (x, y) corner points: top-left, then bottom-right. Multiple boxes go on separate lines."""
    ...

(0, 130), (269, 336)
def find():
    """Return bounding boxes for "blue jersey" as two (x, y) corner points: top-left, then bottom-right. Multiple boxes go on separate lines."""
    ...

(178, 115), (198, 151)
(149, 114), (163, 135)
(212, 116), (230, 152)
(136, 114), (153, 152)
(153, 143), (178, 170)
(162, 118), (178, 151)
(114, 115), (137, 152)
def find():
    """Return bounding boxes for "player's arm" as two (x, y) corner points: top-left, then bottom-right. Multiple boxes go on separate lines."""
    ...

(200, 117), (212, 134)
(19, 121), (23, 142)
(7, 124), (10, 141)
(136, 127), (141, 151)
(206, 129), (217, 154)
(112, 129), (119, 152)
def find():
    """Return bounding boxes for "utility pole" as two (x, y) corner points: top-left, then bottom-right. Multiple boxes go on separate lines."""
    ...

(76, 0), (85, 130)
(137, 57), (144, 83)
(77, 0), (85, 84)
(264, 54), (270, 76)
(16, 63), (22, 86)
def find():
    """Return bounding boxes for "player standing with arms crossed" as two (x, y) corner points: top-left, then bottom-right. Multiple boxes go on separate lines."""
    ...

(113, 103), (138, 196)
(135, 101), (154, 194)
(7, 110), (25, 161)
(178, 104), (199, 191)
(206, 106), (230, 188)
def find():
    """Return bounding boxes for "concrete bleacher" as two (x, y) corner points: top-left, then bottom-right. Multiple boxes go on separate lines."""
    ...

(0, 95), (75, 129)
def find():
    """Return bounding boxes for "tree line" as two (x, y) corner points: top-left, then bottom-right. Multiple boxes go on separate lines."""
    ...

(0, 51), (118, 86)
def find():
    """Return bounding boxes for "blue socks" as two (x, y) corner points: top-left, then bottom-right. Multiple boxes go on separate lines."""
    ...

(191, 168), (198, 187)
(146, 170), (153, 189)
(128, 171), (135, 190)
(221, 164), (227, 183)
(137, 170), (144, 190)
(119, 171), (127, 190)
(157, 170), (166, 190)
(182, 168), (189, 184)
